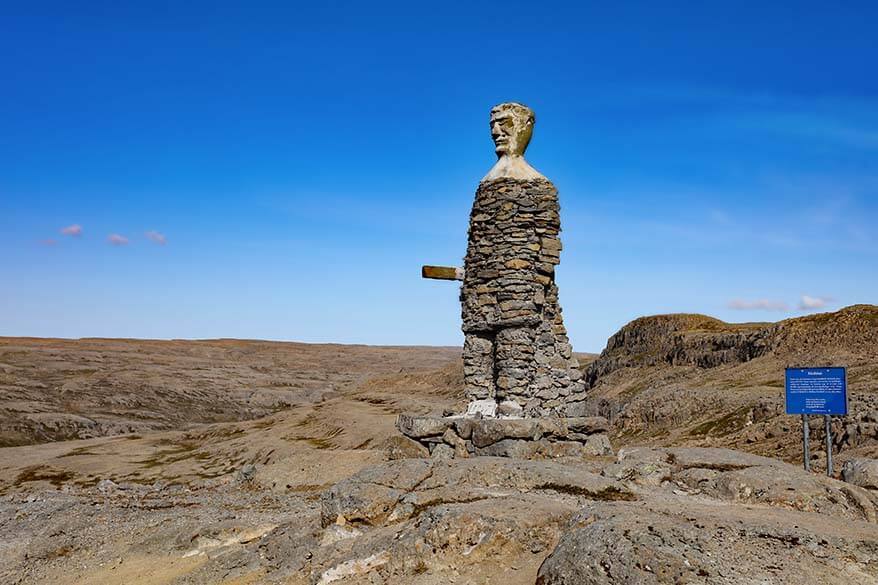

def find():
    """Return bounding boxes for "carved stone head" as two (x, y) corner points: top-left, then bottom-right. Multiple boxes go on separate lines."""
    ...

(490, 102), (535, 157)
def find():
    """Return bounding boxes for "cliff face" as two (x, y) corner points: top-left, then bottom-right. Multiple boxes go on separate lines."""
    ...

(586, 305), (878, 389)
(585, 315), (770, 387)
(581, 305), (878, 467)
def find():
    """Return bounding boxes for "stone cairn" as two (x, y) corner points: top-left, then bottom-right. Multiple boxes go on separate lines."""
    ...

(402, 102), (610, 460)
(461, 176), (585, 417)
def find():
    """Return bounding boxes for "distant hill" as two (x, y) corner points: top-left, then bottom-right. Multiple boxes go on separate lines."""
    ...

(0, 338), (460, 447)
(581, 304), (878, 469)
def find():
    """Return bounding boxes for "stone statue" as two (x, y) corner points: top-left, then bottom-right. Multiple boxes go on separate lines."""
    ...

(459, 102), (585, 417)
(403, 102), (610, 457)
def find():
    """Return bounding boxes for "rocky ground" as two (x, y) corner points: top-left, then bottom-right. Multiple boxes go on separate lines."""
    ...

(0, 338), (460, 446)
(4, 444), (878, 584)
(2, 305), (878, 584)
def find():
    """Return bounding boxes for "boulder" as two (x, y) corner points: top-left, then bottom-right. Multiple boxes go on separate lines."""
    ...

(383, 435), (429, 460)
(842, 459), (878, 490)
(396, 414), (454, 439)
(535, 417), (569, 439)
(96, 479), (119, 494)
(475, 439), (539, 458)
(471, 418), (541, 448)
(441, 427), (470, 458)
(453, 417), (478, 439)
(582, 434), (614, 457)
(236, 463), (256, 483)
(565, 416), (610, 435)
(430, 443), (455, 461)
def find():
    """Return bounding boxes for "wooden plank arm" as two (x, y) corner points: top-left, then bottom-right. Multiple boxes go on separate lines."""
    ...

(422, 265), (464, 281)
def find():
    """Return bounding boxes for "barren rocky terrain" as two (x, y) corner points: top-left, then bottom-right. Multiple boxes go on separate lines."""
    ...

(0, 338), (460, 447)
(1, 305), (877, 584)
(580, 304), (878, 469)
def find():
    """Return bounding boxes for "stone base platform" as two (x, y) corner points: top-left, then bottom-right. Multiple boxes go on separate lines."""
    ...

(395, 414), (613, 460)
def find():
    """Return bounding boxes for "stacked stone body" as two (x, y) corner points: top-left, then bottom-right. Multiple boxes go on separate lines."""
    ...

(461, 176), (585, 416)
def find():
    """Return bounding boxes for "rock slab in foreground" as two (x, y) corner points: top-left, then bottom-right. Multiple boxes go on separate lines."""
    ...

(321, 457), (634, 529)
(311, 447), (878, 585)
(537, 500), (878, 585)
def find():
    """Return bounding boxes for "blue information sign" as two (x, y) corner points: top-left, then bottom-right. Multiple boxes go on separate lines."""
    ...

(785, 367), (848, 416)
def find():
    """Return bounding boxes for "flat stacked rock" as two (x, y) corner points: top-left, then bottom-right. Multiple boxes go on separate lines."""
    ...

(396, 414), (613, 460)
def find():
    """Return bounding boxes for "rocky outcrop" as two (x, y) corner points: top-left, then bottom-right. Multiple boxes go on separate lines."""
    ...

(321, 457), (634, 529)
(537, 499), (878, 585)
(575, 305), (878, 467)
(303, 457), (636, 584)
(606, 447), (878, 522)
(585, 314), (771, 388)
(308, 447), (878, 584)
(586, 305), (878, 390)
(6, 442), (878, 585)
(843, 458), (878, 491)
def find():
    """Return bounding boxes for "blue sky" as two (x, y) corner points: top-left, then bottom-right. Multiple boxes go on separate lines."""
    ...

(1, 2), (876, 351)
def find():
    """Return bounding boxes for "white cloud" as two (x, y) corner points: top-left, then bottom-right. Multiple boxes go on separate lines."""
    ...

(145, 230), (167, 245)
(60, 224), (82, 236)
(108, 234), (129, 246)
(798, 295), (834, 310)
(727, 299), (789, 311)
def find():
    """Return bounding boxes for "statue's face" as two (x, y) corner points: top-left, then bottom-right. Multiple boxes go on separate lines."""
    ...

(490, 107), (533, 157)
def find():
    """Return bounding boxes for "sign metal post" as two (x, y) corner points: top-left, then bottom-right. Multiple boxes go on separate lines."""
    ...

(802, 415), (810, 472)
(785, 367), (847, 476)
(825, 415), (833, 477)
